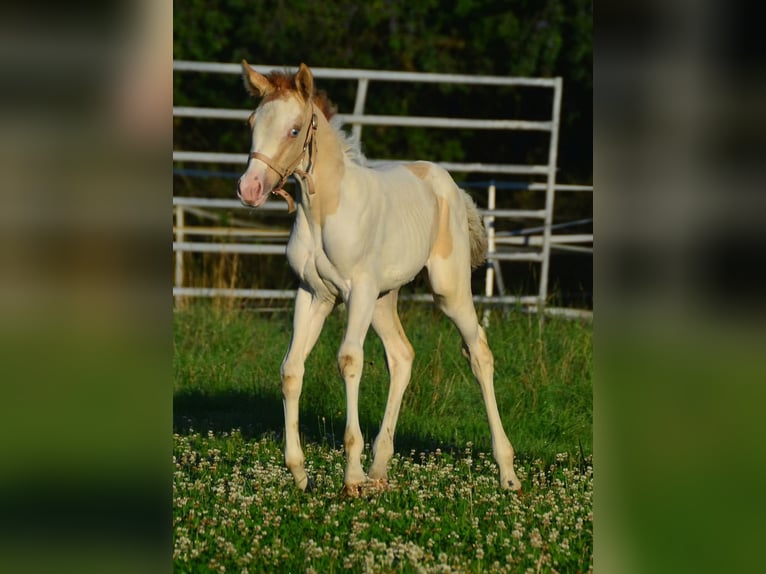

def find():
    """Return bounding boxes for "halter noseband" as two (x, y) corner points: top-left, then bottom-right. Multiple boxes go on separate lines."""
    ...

(248, 106), (317, 213)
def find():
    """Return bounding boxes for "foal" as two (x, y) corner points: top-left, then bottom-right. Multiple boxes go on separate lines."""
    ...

(237, 61), (522, 493)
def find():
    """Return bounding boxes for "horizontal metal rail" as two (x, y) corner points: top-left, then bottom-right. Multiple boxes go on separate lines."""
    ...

(173, 228), (593, 244)
(547, 244), (593, 254)
(173, 107), (250, 120)
(173, 242), (579, 260)
(529, 184), (592, 192)
(484, 209), (546, 219)
(173, 227), (290, 238)
(173, 197), (248, 208)
(487, 252), (544, 262)
(173, 242), (286, 255)
(173, 167), (593, 194)
(173, 286), (591, 320)
(172, 151), (550, 175)
(529, 306), (593, 321)
(173, 60), (559, 87)
(174, 228), (590, 247)
(171, 196), (578, 220)
(174, 287), (296, 299)
(404, 293), (541, 305)
(340, 114), (551, 131)
(496, 234), (593, 246)
(173, 197), (289, 214)
(174, 106), (552, 131)
(173, 287), (541, 307)
(173, 151), (248, 165)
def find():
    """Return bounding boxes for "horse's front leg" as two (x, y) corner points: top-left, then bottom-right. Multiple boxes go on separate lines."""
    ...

(281, 285), (334, 491)
(337, 280), (378, 493)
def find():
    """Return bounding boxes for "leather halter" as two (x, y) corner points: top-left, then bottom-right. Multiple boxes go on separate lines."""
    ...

(248, 105), (317, 213)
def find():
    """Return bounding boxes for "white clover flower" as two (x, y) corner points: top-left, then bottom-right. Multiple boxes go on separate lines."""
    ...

(529, 528), (543, 549)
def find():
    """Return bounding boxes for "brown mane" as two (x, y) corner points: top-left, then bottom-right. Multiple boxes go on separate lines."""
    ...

(264, 70), (337, 120)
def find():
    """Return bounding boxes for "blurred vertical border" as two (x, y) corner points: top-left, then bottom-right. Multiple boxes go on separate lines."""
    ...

(0, 1), (171, 573)
(597, 1), (766, 572)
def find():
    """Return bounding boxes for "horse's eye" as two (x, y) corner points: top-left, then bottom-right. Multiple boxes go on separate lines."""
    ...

(289, 127), (300, 138)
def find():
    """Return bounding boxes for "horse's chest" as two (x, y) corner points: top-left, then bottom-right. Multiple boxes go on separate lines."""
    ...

(286, 229), (348, 297)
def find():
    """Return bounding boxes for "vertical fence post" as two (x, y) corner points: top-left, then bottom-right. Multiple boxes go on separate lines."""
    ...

(483, 182), (497, 327)
(538, 77), (563, 311)
(175, 205), (185, 293)
(351, 78), (369, 142)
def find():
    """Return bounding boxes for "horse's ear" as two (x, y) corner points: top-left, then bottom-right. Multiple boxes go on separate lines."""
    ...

(295, 63), (314, 100)
(242, 60), (272, 98)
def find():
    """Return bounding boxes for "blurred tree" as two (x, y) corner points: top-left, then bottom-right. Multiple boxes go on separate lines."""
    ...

(173, 0), (591, 188)
(173, 0), (592, 307)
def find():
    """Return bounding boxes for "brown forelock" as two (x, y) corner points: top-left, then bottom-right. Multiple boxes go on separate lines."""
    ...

(265, 70), (296, 92)
(263, 70), (337, 120)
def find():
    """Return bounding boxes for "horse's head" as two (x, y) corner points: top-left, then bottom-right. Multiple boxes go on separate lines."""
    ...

(237, 61), (316, 208)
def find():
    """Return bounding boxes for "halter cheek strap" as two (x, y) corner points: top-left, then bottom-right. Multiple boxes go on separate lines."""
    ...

(249, 110), (317, 214)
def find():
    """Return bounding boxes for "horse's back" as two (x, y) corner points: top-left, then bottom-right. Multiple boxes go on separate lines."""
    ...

(319, 160), (470, 292)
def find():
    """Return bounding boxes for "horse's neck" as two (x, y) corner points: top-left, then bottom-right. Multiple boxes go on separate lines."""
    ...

(298, 110), (347, 224)
(312, 111), (346, 175)
(288, 114), (347, 289)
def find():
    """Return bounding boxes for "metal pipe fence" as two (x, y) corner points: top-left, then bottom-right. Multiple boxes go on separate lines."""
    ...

(173, 61), (592, 318)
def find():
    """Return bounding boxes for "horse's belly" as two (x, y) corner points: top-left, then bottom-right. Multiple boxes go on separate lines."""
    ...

(375, 224), (432, 289)
(376, 255), (425, 291)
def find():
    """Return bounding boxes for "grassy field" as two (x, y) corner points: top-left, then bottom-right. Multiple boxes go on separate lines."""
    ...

(173, 302), (592, 572)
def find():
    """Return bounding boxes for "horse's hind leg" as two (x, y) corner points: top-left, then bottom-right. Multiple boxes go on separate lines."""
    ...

(281, 285), (334, 491)
(368, 289), (414, 482)
(427, 258), (522, 490)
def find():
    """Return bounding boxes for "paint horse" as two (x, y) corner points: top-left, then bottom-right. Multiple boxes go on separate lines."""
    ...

(237, 61), (522, 493)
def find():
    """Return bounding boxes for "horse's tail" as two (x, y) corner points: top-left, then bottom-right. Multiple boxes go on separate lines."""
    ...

(461, 190), (488, 269)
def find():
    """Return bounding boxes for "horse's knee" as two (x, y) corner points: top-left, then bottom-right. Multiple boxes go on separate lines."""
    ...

(338, 343), (363, 380)
(281, 355), (304, 380)
(343, 426), (361, 452)
(281, 368), (303, 400)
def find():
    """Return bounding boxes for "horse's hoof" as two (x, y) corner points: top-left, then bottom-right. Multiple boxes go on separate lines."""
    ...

(368, 478), (389, 492)
(341, 483), (362, 498)
(341, 479), (388, 498)
(501, 477), (523, 491)
(304, 476), (316, 493)
(295, 474), (313, 492)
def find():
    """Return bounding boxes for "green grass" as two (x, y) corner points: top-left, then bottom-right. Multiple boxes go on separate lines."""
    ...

(173, 302), (592, 572)
(174, 303), (592, 459)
